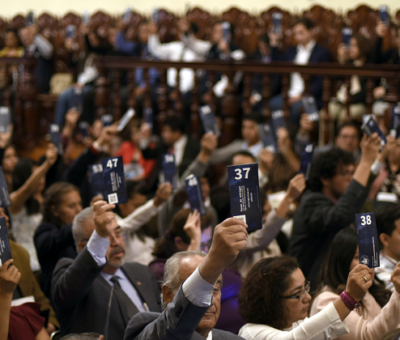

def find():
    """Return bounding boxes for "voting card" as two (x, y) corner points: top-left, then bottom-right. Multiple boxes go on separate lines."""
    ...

(258, 123), (277, 153)
(101, 156), (128, 205)
(26, 11), (34, 27)
(199, 105), (220, 136)
(162, 154), (178, 188)
(70, 88), (83, 113)
(390, 104), (400, 138)
(82, 10), (90, 25)
(66, 25), (76, 38)
(0, 217), (12, 267)
(356, 212), (380, 268)
(88, 163), (106, 198)
(144, 107), (153, 130)
(124, 162), (144, 180)
(302, 96), (319, 122)
(299, 144), (315, 180)
(49, 124), (63, 154)
(379, 5), (390, 26)
(152, 8), (159, 24)
(228, 163), (262, 232)
(222, 21), (231, 43)
(185, 174), (206, 216)
(272, 12), (282, 35)
(361, 116), (386, 150)
(123, 7), (132, 24)
(271, 110), (287, 134)
(0, 107), (11, 133)
(342, 28), (352, 49)
(101, 114), (113, 127)
(118, 108), (135, 132)
(0, 167), (11, 208)
(79, 121), (89, 138)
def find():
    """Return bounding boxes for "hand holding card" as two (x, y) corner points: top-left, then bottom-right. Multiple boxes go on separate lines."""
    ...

(183, 210), (202, 249)
(361, 116), (386, 151)
(0, 168), (11, 208)
(356, 212), (380, 268)
(93, 201), (116, 239)
(0, 217), (12, 268)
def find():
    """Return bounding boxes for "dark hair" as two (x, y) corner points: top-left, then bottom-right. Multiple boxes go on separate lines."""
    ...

(336, 122), (362, 140)
(319, 227), (391, 307)
(266, 153), (297, 193)
(163, 117), (185, 134)
(5, 28), (23, 47)
(242, 112), (264, 124)
(376, 203), (400, 237)
(60, 333), (101, 340)
(293, 18), (315, 30)
(352, 33), (372, 60)
(239, 256), (299, 330)
(42, 182), (80, 225)
(259, 32), (270, 46)
(231, 150), (256, 164)
(114, 180), (147, 217)
(152, 208), (211, 259)
(307, 147), (354, 192)
(12, 158), (41, 215)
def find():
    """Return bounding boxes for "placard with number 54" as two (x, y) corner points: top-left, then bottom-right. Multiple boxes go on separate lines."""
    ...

(227, 163), (262, 232)
(101, 156), (128, 205)
(356, 212), (380, 268)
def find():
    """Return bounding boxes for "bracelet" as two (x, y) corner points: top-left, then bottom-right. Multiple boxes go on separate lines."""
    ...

(340, 291), (360, 311)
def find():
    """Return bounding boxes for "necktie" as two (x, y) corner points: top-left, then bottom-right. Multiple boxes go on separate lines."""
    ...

(110, 276), (139, 320)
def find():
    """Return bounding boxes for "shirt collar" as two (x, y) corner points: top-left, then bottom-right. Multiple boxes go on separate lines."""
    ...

(381, 252), (398, 269)
(101, 268), (124, 282)
(297, 40), (316, 53)
(174, 134), (188, 150)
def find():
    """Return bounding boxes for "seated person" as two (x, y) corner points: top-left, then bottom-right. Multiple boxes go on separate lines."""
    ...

(52, 203), (161, 339)
(311, 227), (400, 340)
(60, 334), (103, 340)
(238, 256), (373, 340)
(124, 216), (248, 340)
(324, 34), (372, 128)
(0, 29), (24, 57)
(269, 18), (330, 126)
(376, 203), (400, 291)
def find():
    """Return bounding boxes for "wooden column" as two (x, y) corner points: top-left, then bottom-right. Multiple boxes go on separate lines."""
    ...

(322, 77), (331, 145)
(344, 76), (351, 122)
(190, 70), (200, 139)
(95, 65), (110, 119)
(366, 77), (374, 114)
(112, 70), (122, 120)
(281, 74), (290, 121)
(242, 71), (252, 115)
(156, 69), (168, 134)
(262, 73), (271, 120)
(220, 70), (238, 146)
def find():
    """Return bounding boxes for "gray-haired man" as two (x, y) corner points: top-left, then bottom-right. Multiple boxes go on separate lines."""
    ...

(124, 217), (247, 340)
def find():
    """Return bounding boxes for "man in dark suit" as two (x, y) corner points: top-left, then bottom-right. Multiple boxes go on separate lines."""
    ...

(289, 134), (381, 286)
(269, 18), (330, 126)
(52, 204), (161, 339)
(141, 117), (201, 193)
(124, 217), (248, 340)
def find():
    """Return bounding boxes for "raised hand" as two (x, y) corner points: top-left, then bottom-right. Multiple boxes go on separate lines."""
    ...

(345, 264), (373, 302)
(391, 262), (400, 294)
(45, 143), (58, 166)
(183, 210), (202, 244)
(201, 132), (218, 155)
(376, 21), (388, 38)
(154, 183), (172, 207)
(360, 133), (382, 166)
(96, 123), (119, 148)
(93, 201), (116, 239)
(258, 148), (274, 175)
(286, 174), (306, 202)
(0, 260), (21, 296)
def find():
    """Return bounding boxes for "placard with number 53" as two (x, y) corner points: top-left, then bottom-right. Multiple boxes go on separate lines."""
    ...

(101, 156), (128, 205)
(227, 163), (262, 232)
(356, 212), (380, 268)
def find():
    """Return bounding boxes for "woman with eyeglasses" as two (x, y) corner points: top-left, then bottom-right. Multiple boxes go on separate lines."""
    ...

(238, 255), (373, 340)
(311, 227), (400, 340)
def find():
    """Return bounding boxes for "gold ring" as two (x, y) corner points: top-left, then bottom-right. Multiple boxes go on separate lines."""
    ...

(363, 276), (368, 283)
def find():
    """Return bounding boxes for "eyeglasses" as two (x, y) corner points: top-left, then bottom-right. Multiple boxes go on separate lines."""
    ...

(281, 281), (310, 301)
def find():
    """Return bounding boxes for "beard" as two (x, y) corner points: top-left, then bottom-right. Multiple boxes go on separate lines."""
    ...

(107, 246), (125, 268)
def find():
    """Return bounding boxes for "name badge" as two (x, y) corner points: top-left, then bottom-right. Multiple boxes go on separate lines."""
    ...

(356, 212), (380, 268)
(101, 156), (128, 204)
(228, 163), (262, 232)
(185, 174), (206, 216)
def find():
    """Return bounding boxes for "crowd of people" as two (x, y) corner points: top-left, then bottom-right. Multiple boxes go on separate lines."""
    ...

(1, 8), (400, 340)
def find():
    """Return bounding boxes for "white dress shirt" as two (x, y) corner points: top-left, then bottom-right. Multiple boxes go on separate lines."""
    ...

(288, 40), (316, 98)
(376, 252), (398, 292)
(239, 302), (348, 340)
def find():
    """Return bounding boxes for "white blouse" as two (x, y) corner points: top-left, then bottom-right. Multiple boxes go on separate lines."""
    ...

(239, 302), (348, 340)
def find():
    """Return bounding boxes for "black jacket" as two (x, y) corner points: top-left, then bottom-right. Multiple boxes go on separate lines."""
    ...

(52, 248), (161, 339)
(34, 222), (77, 299)
(289, 179), (369, 285)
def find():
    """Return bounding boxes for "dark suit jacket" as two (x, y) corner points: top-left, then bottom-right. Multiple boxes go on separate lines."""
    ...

(271, 43), (330, 108)
(142, 137), (201, 194)
(34, 222), (77, 299)
(289, 179), (369, 285)
(52, 248), (161, 339)
(124, 285), (243, 340)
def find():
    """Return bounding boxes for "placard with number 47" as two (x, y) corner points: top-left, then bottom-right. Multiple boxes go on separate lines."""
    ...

(101, 156), (128, 205)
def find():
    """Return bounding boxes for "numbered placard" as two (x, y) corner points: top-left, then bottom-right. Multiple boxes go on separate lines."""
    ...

(0, 107), (11, 133)
(88, 164), (106, 198)
(390, 104), (400, 138)
(342, 28), (352, 49)
(49, 124), (63, 155)
(272, 12), (282, 35)
(101, 114), (113, 127)
(258, 123), (277, 153)
(185, 174), (206, 216)
(299, 144), (315, 180)
(271, 110), (287, 134)
(361, 116), (387, 151)
(162, 154), (178, 188)
(0, 167), (10, 208)
(101, 156), (128, 205)
(70, 88), (83, 112)
(199, 105), (220, 136)
(144, 107), (153, 130)
(0, 217), (12, 267)
(117, 108), (135, 132)
(222, 21), (231, 43)
(301, 96), (319, 122)
(227, 163), (262, 232)
(379, 5), (390, 26)
(79, 121), (89, 138)
(356, 212), (380, 268)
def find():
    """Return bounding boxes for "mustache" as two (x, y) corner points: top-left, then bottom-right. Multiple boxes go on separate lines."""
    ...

(110, 246), (124, 257)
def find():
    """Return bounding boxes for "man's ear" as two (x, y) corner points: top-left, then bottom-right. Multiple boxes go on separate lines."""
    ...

(162, 285), (174, 306)
(320, 177), (331, 188)
(50, 204), (58, 217)
(380, 233), (390, 248)
(77, 242), (86, 253)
